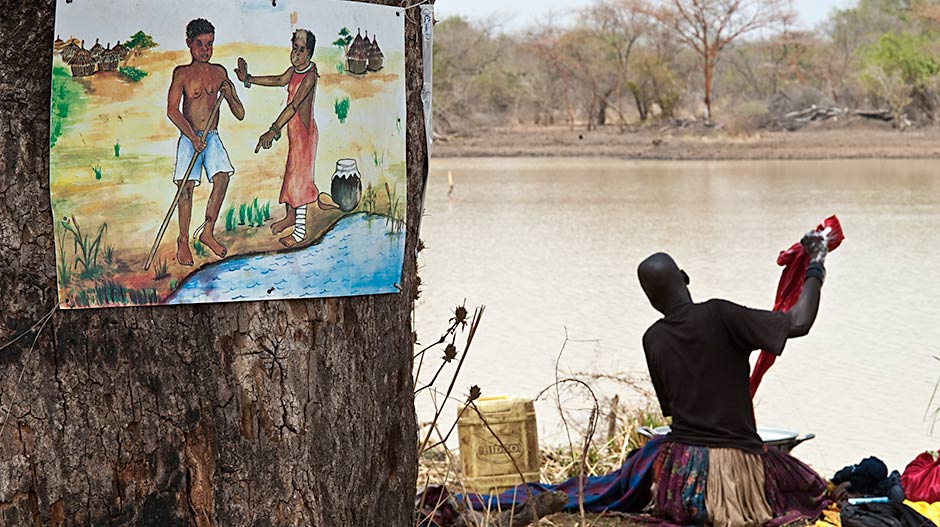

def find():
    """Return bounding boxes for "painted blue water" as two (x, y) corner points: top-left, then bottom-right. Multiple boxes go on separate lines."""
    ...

(166, 212), (404, 304)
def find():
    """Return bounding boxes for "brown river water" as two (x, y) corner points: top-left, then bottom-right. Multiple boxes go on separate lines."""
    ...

(415, 157), (940, 476)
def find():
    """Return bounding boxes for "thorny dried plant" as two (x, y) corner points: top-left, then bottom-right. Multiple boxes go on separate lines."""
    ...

(417, 305), (485, 456)
(413, 310), (664, 527)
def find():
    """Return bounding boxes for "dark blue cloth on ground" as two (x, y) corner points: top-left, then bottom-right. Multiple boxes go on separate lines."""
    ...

(461, 435), (667, 514)
(833, 457), (906, 502)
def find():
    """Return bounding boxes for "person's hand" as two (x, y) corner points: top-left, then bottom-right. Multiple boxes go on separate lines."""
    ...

(219, 80), (233, 99)
(190, 134), (206, 153)
(801, 230), (828, 264)
(235, 57), (249, 83)
(255, 130), (276, 153)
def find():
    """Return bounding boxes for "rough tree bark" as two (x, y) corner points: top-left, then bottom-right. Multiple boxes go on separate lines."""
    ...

(0, 1), (426, 525)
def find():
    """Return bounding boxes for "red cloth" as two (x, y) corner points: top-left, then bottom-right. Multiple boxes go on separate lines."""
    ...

(280, 67), (320, 208)
(901, 451), (940, 502)
(749, 215), (844, 398)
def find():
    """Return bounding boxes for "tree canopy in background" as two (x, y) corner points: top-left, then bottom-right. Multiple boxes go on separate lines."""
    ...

(433, 0), (940, 132)
(126, 30), (157, 51)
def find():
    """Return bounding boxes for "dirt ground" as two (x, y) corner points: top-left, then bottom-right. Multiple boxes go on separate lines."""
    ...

(536, 512), (645, 526)
(432, 118), (940, 160)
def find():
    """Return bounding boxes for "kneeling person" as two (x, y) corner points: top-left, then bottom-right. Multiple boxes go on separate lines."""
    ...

(637, 235), (831, 526)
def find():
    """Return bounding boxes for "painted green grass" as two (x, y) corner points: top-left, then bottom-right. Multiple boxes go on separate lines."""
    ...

(153, 256), (169, 280)
(193, 240), (208, 258)
(363, 182), (377, 213)
(60, 216), (108, 279)
(73, 279), (159, 307)
(225, 206), (237, 232)
(56, 229), (71, 288)
(383, 182), (404, 235)
(50, 65), (86, 149)
(224, 197), (272, 232)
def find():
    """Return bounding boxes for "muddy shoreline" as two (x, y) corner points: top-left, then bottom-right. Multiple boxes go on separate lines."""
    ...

(432, 120), (940, 160)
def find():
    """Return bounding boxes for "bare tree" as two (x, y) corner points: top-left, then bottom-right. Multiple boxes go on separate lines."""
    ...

(525, 23), (584, 130)
(579, 0), (652, 129)
(649, 0), (794, 119)
(623, 19), (691, 121)
(433, 16), (504, 132)
(724, 27), (819, 101)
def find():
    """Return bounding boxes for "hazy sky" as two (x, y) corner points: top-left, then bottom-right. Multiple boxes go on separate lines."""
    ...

(54, 0), (404, 52)
(436, 0), (856, 31)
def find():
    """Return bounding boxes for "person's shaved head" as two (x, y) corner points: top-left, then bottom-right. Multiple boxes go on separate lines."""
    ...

(637, 252), (691, 315)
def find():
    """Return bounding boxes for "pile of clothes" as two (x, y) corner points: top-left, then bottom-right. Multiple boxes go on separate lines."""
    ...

(816, 452), (940, 527)
(417, 450), (940, 527)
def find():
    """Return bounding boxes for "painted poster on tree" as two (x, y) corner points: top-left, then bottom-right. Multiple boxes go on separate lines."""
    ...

(49, 0), (407, 309)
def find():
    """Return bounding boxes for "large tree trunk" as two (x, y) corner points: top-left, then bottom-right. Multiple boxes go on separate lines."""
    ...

(0, 1), (425, 525)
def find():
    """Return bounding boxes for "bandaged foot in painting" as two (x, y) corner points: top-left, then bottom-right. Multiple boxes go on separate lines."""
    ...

(177, 236), (194, 266)
(245, 31), (321, 242)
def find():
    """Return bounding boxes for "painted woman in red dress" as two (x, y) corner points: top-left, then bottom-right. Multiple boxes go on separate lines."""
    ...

(235, 29), (320, 247)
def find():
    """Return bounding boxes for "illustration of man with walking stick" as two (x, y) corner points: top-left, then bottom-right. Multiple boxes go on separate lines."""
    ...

(158, 18), (244, 267)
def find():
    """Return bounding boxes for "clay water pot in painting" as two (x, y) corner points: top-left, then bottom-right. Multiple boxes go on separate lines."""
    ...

(331, 159), (363, 213)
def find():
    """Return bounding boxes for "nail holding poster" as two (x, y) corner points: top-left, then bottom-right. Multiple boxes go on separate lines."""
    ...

(50, 0), (407, 308)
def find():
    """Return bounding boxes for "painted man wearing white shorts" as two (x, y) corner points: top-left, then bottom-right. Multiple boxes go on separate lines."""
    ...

(166, 18), (244, 265)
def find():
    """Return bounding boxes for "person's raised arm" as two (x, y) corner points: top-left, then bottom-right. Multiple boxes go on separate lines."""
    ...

(255, 70), (317, 153)
(166, 67), (204, 152)
(787, 231), (828, 338)
(235, 58), (291, 87)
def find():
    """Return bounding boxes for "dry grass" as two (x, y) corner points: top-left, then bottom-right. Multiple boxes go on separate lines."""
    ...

(413, 306), (667, 526)
(418, 402), (666, 490)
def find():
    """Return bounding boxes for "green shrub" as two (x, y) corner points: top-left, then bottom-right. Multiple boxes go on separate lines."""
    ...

(862, 32), (939, 87)
(334, 97), (350, 123)
(118, 66), (148, 82)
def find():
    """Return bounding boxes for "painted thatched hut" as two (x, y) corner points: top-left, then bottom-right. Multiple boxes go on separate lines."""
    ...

(367, 34), (384, 72)
(112, 40), (129, 62)
(69, 44), (95, 77)
(61, 40), (81, 63)
(100, 43), (119, 72)
(89, 38), (105, 65)
(54, 35), (65, 53)
(346, 29), (368, 75)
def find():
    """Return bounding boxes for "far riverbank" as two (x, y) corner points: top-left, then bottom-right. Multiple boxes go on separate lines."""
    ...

(432, 120), (940, 160)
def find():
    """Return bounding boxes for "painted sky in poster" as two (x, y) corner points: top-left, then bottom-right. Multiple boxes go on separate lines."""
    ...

(50, 0), (407, 309)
